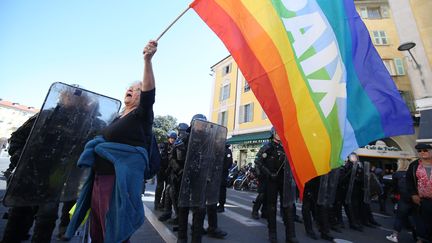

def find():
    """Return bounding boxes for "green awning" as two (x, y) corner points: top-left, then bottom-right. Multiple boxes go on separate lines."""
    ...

(227, 131), (272, 144)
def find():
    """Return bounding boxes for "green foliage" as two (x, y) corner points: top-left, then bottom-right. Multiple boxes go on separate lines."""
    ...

(153, 115), (178, 144)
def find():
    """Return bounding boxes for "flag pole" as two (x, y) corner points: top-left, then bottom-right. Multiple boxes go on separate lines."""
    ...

(156, 6), (191, 41)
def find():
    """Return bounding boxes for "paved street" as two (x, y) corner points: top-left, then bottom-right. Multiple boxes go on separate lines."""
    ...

(0, 155), (416, 242)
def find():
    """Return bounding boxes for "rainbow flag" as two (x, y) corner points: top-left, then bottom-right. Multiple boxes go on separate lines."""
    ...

(190, 0), (414, 190)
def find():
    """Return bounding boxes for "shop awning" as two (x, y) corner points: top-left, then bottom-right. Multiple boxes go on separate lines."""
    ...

(418, 109), (432, 143)
(227, 131), (272, 144)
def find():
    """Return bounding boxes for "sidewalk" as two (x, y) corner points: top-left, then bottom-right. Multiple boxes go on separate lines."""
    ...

(0, 156), (166, 242)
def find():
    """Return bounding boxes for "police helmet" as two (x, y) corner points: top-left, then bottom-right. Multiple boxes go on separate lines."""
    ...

(190, 114), (207, 125)
(178, 123), (189, 132)
(167, 130), (177, 139)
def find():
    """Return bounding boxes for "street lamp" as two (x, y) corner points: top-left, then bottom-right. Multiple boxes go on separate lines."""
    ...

(398, 42), (425, 87)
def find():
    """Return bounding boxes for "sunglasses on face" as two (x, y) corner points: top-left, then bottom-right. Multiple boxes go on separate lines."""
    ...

(417, 149), (430, 153)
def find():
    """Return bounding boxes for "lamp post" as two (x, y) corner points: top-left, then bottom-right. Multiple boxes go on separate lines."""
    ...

(398, 42), (426, 87)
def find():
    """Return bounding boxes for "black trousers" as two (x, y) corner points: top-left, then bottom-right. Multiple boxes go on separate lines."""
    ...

(266, 179), (296, 240)
(414, 198), (432, 242)
(1, 202), (59, 243)
(154, 173), (166, 207)
(207, 204), (218, 229)
(178, 206), (206, 242)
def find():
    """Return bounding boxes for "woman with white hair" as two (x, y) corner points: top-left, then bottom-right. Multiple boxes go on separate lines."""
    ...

(65, 40), (158, 243)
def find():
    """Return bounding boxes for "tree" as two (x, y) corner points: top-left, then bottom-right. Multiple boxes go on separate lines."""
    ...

(153, 115), (178, 143)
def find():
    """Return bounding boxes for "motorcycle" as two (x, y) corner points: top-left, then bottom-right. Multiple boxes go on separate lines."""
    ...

(233, 167), (258, 191)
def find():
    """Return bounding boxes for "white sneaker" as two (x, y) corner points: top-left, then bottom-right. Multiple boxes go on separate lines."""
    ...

(386, 233), (398, 243)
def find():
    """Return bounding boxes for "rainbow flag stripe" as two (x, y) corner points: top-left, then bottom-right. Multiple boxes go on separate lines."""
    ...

(191, 0), (414, 190)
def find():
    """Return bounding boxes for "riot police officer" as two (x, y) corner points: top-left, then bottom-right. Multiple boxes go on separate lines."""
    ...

(255, 127), (298, 243)
(159, 126), (187, 223)
(217, 144), (233, 212)
(176, 114), (207, 243)
(155, 131), (177, 211)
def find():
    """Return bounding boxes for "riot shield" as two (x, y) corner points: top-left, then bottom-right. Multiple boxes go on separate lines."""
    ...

(178, 120), (227, 208)
(370, 173), (383, 199)
(344, 162), (358, 205)
(363, 162), (371, 204)
(3, 82), (121, 206)
(317, 174), (330, 206)
(327, 168), (340, 205)
(282, 158), (296, 207)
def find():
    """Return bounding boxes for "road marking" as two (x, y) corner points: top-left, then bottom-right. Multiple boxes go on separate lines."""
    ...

(223, 208), (265, 227)
(143, 204), (177, 243)
(225, 199), (284, 224)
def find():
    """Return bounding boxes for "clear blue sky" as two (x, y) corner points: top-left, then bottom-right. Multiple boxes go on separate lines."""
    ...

(0, 1), (229, 124)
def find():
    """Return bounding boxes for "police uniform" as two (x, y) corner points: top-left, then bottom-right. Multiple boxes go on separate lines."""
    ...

(255, 140), (298, 243)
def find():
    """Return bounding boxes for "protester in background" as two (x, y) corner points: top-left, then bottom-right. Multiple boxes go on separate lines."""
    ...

(65, 40), (158, 243)
(386, 158), (416, 243)
(406, 143), (432, 243)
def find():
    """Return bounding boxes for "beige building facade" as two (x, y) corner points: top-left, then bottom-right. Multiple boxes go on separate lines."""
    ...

(210, 0), (422, 169)
(0, 100), (38, 146)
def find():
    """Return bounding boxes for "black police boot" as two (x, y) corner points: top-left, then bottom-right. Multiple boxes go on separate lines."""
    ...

(320, 232), (334, 242)
(306, 230), (318, 240)
(251, 201), (260, 219)
(167, 217), (179, 225)
(191, 209), (205, 243)
(268, 231), (277, 243)
(177, 207), (189, 241)
(32, 220), (57, 243)
(217, 204), (225, 213)
(285, 209), (298, 243)
(207, 228), (227, 239)
(158, 212), (172, 222)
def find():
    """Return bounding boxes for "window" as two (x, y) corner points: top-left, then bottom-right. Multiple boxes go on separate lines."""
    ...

(239, 103), (254, 123)
(399, 90), (415, 113)
(244, 81), (250, 92)
(383, 59), (405, 76)
(381, 6), (389, 18)
(359, 6), (389, 19)
(218, 111), (228, 127)
(219, 84), (230, 101)
(372, 31), (388, 45)
(222, 63), (232, 76)
(383, 59), (396, 76)
(367, 7), (382, 19)
(394, 58), (405, 75)
(360, 7), (368, 18)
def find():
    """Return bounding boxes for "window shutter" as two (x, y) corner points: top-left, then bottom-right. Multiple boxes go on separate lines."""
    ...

(249, 103), (254, 122)
(394, 58), (405, 75)
(218, 112), (222, 125)
(223, 112), (228, 127)
(381, 6), (389, 18)
(360, 7), (368, 19)
(227, 84), (231, 99)
(239, 105), (244, 123)
(219, 87), (223, 101)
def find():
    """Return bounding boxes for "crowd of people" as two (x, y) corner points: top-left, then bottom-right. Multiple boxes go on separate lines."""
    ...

(0, 38), (431, 243)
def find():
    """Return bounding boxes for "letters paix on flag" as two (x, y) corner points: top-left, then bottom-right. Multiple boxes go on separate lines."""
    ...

(190, 0), (414, 191)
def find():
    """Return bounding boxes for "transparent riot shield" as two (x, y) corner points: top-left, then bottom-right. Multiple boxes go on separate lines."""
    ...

(370, 172), (383, 199)
(363, 162), (371, 204)
(282, 158), (296, 207)
(317, 174), (330, 206)
(178, 120), (227, 208)
(344, 162), (358, 205)
(3, 82), (121, 206)
(327, 168), (340, 205)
